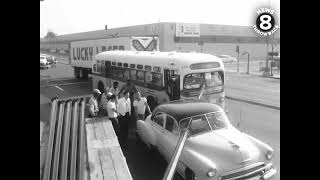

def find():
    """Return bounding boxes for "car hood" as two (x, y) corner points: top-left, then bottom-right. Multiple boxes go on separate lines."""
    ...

(184, 128), (261, 172)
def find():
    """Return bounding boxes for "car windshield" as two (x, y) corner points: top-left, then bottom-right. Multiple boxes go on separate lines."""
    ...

(205, 112), (229, 130)
(184, 71), (223, 89)
(179, 112), (229, 136)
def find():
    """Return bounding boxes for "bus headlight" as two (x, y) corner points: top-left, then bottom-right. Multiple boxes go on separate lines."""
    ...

(266, 150), (273, 160)
(219, 97), (225, 102)
(207, 168), (217, 177)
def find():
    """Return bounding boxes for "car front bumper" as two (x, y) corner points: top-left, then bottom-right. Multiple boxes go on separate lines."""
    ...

(218, 162), (277, 180)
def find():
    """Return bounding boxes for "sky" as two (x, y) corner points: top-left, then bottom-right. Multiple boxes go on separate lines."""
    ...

(40, 0), (280, 37)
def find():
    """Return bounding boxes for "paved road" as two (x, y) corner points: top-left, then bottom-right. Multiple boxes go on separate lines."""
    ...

(225, 72), (280, 108)
(40, 62), (280, 180)
(40, 82), (280, 180)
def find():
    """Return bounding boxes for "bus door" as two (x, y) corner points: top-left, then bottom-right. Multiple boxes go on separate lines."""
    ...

(164, 69), (180, 101)
(105, 61), (112, 88)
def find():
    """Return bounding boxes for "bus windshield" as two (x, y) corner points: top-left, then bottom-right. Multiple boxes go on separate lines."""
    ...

(184, 71), (223, 90)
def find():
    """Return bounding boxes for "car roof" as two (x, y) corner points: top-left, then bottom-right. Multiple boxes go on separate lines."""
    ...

(152, 102), (222, 123)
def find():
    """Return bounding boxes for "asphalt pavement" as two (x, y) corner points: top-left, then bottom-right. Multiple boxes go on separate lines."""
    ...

(40, 61), (280, 180)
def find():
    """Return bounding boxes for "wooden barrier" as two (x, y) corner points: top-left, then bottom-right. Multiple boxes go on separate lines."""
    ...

(85, 117), (132, 180)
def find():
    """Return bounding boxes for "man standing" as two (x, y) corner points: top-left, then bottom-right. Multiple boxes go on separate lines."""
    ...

(107, 94), (120, 138)
(117, 91), (131, 147)
(88, 89), (101, 117)
(100, 90), (113, 116)
(109, 81), (119, 98)
(133, 91), (152, 122)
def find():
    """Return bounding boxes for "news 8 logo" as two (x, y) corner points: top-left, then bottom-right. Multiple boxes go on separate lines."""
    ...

(253, 8), (279, 36)
(256, 12), (275, 32)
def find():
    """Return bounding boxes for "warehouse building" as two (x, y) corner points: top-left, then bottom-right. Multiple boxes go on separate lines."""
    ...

(40, 22), (280, 61)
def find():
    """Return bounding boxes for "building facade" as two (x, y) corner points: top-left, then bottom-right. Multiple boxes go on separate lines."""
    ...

(40, 22), (280, 61)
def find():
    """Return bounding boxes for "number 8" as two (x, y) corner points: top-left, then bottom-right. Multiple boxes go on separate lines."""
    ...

(260, 14), (272, 31)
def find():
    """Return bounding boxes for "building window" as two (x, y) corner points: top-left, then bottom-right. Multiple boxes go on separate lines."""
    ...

(117, 62), (122, 67)
(112, 61), (116, 66)
(123, 63), (129, 68)
(119, 46), (125, 50)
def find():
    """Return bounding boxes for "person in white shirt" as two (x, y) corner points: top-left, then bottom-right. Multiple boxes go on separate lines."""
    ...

(89, 89), (101, 117)
(133, 91), (151, 121)
(107, 94), (120, 138)
(109, 81), (119, 98)
(117, 91), (131, 146)
(100, 90), (113, 116)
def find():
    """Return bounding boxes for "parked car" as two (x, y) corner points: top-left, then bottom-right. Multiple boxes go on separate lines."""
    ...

(136, 102), (277, 180)
(40, 55), (50, 69)
(218, 55), (237, 63)
(46, 55), (58, 64)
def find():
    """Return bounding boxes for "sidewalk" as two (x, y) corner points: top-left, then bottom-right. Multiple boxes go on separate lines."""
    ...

(226, 69), (280, 79)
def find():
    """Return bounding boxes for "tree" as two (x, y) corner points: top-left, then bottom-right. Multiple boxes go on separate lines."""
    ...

(44, 31), (57, 50)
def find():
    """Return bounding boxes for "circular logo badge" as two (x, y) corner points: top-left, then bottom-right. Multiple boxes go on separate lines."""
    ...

(256, 13), (275, 32)
(253, 8), (279, 36)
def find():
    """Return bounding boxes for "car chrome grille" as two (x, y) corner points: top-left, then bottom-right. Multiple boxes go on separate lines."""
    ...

(221, 163), (266, 180)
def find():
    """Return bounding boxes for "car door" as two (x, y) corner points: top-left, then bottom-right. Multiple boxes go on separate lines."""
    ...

(158, 114), (180, 162)
(151, 113), (165, 152)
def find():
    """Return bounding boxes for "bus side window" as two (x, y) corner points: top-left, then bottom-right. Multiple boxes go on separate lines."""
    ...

(130, 70), (137, 80)
(97, 62), (101, 73)
(137, 70), (145, 82)
(124, 69), (130, 80)
(116, 67), (124, 79)
(102, 46), (106, 52)
(152, 72), (163, 87)
(101, 60), (105, 74)
(113, 46), (118, 50)
(145, 71), (153, 83)
(108, 46), (113, 51)
(119, 46), (125, 50)
(93, 64), (97, 72)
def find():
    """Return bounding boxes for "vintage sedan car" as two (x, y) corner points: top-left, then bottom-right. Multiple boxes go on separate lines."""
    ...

(136, 102), (277, 180)
(40, 55), (50, 69)
(218, 55), (237, 63)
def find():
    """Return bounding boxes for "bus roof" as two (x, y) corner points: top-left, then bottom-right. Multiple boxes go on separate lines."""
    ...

(95, 51), (223, 69)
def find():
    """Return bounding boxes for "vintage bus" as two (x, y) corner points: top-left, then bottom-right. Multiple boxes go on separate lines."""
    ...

(92, 51), (226, 110)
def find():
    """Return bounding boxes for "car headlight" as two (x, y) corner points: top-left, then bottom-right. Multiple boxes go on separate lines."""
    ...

(266, 150), (273, 160)
(219, 97), (225, 102)
(207, 168), (217, 177)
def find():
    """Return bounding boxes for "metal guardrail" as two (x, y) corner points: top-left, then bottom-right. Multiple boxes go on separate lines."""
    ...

(41, 97), (90, 180)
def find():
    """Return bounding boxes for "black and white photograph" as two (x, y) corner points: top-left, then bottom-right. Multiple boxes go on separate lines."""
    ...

(40, 0), (280, 180)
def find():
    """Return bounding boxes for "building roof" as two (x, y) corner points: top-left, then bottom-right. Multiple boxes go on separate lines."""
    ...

(152, 102), (223, 122)
(40, 22), (280, 43)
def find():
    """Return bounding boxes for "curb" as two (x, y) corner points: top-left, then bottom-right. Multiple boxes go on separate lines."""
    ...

(226, 96), (280, 110)
(225, 70), (280, 79)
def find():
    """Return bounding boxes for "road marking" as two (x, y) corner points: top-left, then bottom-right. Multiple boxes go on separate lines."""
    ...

(55, 85), (64, 91)
(40, 81), (89, 88)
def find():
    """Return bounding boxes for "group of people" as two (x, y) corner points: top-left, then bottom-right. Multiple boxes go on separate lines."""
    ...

(88, 80), (152, 147)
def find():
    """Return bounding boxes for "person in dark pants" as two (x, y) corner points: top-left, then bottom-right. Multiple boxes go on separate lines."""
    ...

(117, 91), (131, 147)
(119, 80), (137, 129)
(106, 94), (120, 139)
